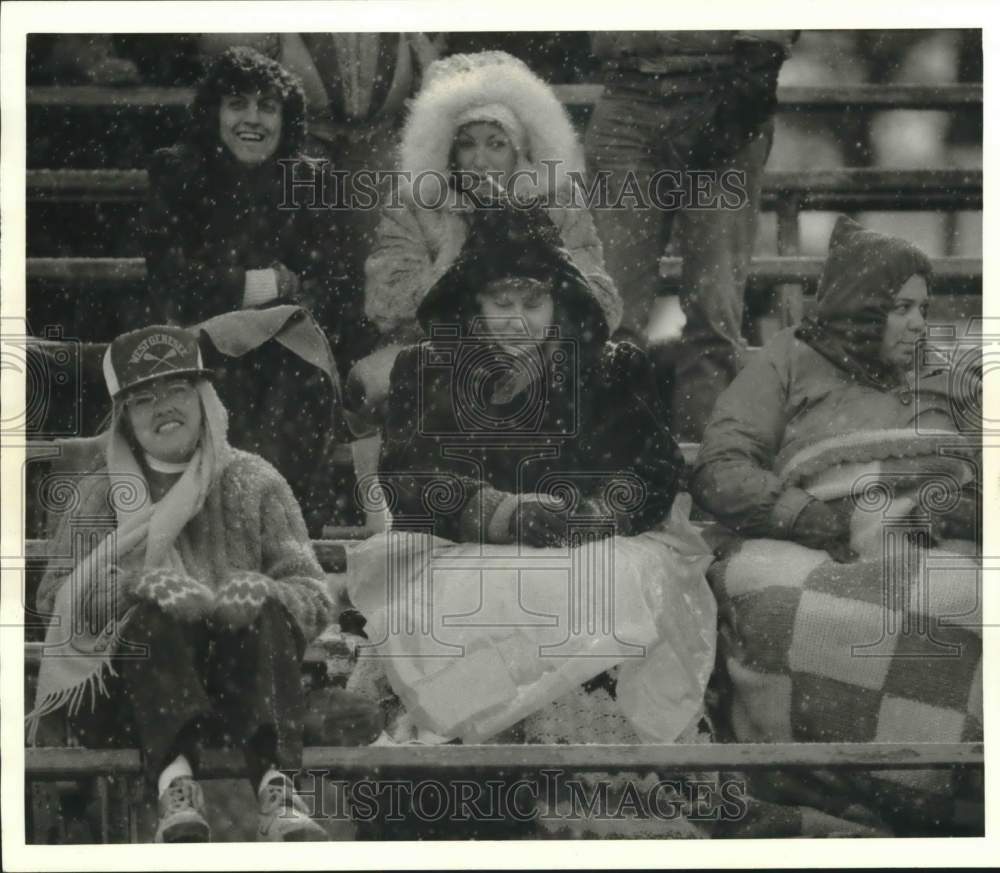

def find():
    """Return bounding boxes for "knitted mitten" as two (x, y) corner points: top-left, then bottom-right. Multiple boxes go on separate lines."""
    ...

(134, 569), (215, 622)
(214, 571), (272, 630)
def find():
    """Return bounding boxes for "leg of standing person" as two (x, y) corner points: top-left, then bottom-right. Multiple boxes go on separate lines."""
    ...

(671, 117), (774, 441)
(585, 78), (671, 345)
(307, 118), (398, 375)
(585, 73), (720, 345)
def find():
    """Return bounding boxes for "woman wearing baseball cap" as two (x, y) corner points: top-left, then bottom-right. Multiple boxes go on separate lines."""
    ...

(27, 325), (335, 843)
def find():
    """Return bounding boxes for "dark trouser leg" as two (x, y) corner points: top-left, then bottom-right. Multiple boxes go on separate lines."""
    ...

(584, 74), (720, 342)
(671, 119), (774, 441)
(206, 600), (306, 791)
(205, 338), (336, 537)
(114, 602), (213, 786)
(306, 120), (398, 376)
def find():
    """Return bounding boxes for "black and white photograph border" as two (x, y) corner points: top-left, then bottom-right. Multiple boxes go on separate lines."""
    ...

(0, 0), (996, 870)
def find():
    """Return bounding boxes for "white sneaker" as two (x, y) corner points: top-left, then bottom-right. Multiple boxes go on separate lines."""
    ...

(256, 775), (328, 842)
(155, 776), (211, 843)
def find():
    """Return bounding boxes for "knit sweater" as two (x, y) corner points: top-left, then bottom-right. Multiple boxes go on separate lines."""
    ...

(37, 449), (334, 644)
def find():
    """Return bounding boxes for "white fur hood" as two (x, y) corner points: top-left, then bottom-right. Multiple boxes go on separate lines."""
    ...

(398, 51), (585, 201)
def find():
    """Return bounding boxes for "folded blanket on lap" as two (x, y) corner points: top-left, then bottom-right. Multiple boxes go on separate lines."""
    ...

(346, 496), (718, 745)
(709, 533), (982, 835)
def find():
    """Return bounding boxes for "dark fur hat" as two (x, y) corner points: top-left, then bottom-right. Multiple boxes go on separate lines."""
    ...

(417, 195), (608, 345)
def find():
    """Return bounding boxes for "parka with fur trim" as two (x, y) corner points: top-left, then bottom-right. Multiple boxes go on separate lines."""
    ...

(364, 51), (620, 339)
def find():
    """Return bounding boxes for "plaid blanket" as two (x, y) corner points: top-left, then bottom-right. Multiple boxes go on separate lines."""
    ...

(708, 531), (983, 835)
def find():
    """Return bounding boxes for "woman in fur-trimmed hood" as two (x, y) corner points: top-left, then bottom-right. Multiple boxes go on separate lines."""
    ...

(357, 51), (620, 404)
(398, 49), (585, 205)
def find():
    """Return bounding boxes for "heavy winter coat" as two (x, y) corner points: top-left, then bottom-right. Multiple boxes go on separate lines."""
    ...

(364, 51), (620, 337)
(690, 329), (958, 537)
(143, 47), (348, 334)
(381, 341), (686, 542)
(378, 200), (682, 542)
(692, 217), (959, 537)
(144, 145), (347, 332)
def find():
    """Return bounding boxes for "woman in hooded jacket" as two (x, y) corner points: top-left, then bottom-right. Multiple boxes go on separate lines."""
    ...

(691, 216), (982, 836)
(350, 50), (620, 421)
(143, 46), (353, 535)
(344, 201), (718, 838)
(27, 325), (335, 843)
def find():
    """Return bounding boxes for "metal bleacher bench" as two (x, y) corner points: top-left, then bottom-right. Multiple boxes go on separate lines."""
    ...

(25, 81), (983, 331)
(26, 82), (984, 109)
(21, 524), (986, 842)
(24, 252), (985, 289)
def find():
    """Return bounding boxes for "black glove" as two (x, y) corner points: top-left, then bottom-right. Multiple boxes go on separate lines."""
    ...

(510, 496), (570, 548)
(467, 186), (558, 241)
(272, 261), (302, 301)
(928, 491), (979, 544)
(790, 499), (858, 564)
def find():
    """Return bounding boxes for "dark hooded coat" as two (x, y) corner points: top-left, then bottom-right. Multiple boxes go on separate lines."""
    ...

(378, 202), (685, 542)
(691, 216), (958, 537)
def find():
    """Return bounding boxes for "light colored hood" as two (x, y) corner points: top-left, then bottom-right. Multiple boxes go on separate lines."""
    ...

(398, 51), (585, 205)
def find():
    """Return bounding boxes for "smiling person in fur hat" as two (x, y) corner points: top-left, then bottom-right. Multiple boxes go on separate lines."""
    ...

(27, 326), (334, 843)
(351, 51), (620, 423)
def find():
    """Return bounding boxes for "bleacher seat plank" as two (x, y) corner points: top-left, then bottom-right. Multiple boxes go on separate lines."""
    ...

(25, 536), (349, 573)
(29, 257), (144, 282)
(28, 169), (147, 203)
(26, 742), (983, 779)
(27, 83), (983, 111)
(27, 86), (196, 108)
(25, 255), (982, 292)
(664, 255), (979, 285)
(25, 637), (352, 669)
(26, 167), (983, 211)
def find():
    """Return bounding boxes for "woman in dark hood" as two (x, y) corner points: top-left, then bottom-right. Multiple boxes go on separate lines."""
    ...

(689, 216), (981, 836)
(142, 47), (352, 535)
(378, 196), (685, 545)
(342, 199), (717, 838)
(692, 215), (974, 554)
